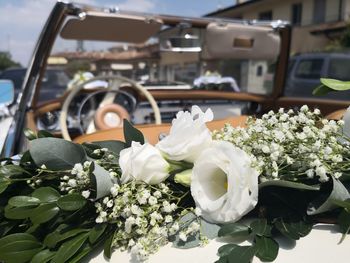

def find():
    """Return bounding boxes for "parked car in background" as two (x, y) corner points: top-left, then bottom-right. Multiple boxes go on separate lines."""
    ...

(0, 67), (70, 102)
(285, 52), (350, 100)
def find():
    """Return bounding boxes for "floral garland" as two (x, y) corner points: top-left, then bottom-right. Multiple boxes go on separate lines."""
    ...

(1, 105), (350, 263)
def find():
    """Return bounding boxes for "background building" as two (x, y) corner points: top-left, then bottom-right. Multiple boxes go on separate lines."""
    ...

(206, 0), (349, 54)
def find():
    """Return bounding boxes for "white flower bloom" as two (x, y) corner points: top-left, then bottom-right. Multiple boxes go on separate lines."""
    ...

(81, 190), (90, 199)
(156, 105), (213, 162)
(68, 179), (77, 187)
(119, 142), (170, 185)
(110, 184), (120, 197)
(179, 232), (187, 242)
(148, 196), (158, 206)
(191, 141), (259, 223)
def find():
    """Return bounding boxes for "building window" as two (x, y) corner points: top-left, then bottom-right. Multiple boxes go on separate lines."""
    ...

(313, 0), (326, 24)
(258, 10), (273, 20)
(291, 3), (302, 25)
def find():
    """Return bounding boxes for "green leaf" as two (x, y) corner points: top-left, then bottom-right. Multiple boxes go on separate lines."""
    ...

(218, 223), (250, 239)
(31, 249), (55, 263)
(0, 179), (11, 194)
(32, 187), (61, 202)
(24, 128), (37, 140)
(30, 203), (59, 224)
(259, 180), (320, 191)
(29, 137), (87, 170)
(123, 119), (144, 146)
(103, 233), (114, 259)
(337, 209), (350, 244)
(57, 193), (87, 211)
(312, 84), (333, 96)
(218, 244), (236, 257)
(274, 219), (312, 240)
(92, 140), (126, 155)
(8, 196), (41, 207)
(200, 218), (220, 239)
(172, 232), (201, 249)
(250, 219), (272, 237)
(0, 233), (42, 263)
(93, 163), (116, 200)
(0, 164), (29, 178)
(255, 236), (279, 262)
(51, 233), (89, 263)
(44, 228), (90, 248)
(37, 130), (54, 138)
(331, 198), (350, 212)
(226, 245), (257, 263)
(5, 205), (35, 219)
(321, 78), (350, 91)
(67, 244), (91, 263)
(89, 224), (107, 244)
(307, 177), (350, 215)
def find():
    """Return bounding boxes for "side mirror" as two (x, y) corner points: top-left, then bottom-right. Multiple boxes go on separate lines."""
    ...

(0, 80), (15, 106)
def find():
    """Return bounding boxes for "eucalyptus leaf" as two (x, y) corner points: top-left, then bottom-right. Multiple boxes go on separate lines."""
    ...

(30, 249), (55, 263)
(29, 138), (87, 170)
(172, 232), (201, 249)
(255, 236), (279, 262)
(250, 219), (272, 237)
(200, 218), (220, 239)
(57, 194), (87, 211)
(274, 219), (312, 240)
(218, 244), (236, 257)
(51, 233), (89, 263)
(30, 203), (59, 224)
(93, 163), (116, 200)
(0, 233), (42, 263)
(92, 140), (126, 155)
(32, 187), (61, 202)
(67, 244), (91, 263)
(259, 180), (320, 191)
(218, 223), (250, 239)
(8, 196), (41, 207)
(123, 119), (144, 146)
(0, 164), (29, 178)
(226, 244), (257, 263)
(337, 209), (350, 244)
(307, 177), (350, 215)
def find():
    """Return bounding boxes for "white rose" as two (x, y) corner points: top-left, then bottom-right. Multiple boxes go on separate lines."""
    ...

(191, 141), (259, 223)
(119, 142), (170, 185)
(156, 105), (213, 162)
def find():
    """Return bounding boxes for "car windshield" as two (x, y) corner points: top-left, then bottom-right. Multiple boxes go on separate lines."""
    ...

(41, 22), (279, 103)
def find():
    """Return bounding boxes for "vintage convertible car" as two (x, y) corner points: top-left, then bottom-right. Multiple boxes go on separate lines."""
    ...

(2, 1), (350, 158)
(1, 2), (350, 263)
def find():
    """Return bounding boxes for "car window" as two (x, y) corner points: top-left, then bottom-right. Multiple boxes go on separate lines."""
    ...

(327, 58), (350, 80)
(295, 59), (324, 79)
(0, 69), (25, 90)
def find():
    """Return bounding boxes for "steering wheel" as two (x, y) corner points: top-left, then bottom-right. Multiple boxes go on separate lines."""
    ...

(59, 75), (162, 141)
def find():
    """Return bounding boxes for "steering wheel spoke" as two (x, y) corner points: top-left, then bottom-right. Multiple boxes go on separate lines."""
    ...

(60, 76), (161, 141)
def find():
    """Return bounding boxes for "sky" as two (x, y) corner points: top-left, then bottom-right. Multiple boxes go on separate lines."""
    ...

(0, 0), (235, 66)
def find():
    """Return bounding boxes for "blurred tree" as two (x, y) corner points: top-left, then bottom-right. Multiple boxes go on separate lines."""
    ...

(325, 25), (350, 51)
(0, 51), (21, 71)
(65, 60), (91, 77)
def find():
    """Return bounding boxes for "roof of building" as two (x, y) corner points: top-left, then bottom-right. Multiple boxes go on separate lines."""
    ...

(204, 0), (263, 17)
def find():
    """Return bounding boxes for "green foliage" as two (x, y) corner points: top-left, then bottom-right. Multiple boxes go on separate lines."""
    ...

(313, 78), (350, 96)
(255, 236), (279, 262)
(0, 51), (21, 71)
(123, 119), (145, 146)
(29, 138), (87, 170)
(57, 194), (87, 211)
